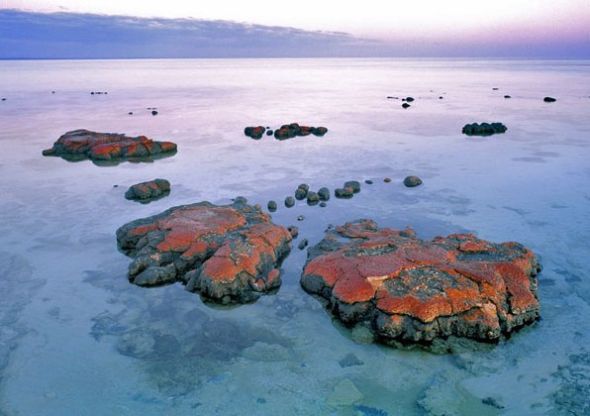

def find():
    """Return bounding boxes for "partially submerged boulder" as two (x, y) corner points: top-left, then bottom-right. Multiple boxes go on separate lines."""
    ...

(116, 200), (292, 304)
(462, 123), (507, 136)
(274, 123), (328, 140)
(42, 129), (177, 163)
(125, 179), (170, 203)
(301, 220), (541, 345)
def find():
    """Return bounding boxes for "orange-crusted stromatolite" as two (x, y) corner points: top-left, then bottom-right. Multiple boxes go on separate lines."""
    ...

(116, 200), (292, 304)
(301, 219), (541, 343)
(42, 129), (177, 164)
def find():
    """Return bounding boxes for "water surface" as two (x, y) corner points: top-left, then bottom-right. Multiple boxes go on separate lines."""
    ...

(0, 58), (589, 415)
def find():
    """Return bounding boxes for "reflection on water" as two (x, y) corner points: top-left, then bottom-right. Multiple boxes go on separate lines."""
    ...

(0, 58), (589, 415)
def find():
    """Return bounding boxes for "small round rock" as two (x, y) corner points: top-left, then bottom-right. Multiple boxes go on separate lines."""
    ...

(344, 181), (361, 193)
(267, 200), (278, 212)
(284, 196), (295, 208)
(403, 176), (423, 187)
(318, 187), (330, 201)
(307, 192), (320, 205)
(384, 177), (392, 183)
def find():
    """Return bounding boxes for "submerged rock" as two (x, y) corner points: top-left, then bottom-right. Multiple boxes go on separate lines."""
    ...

(462, 122), (507, 136)
(403, 176), (423, 187)
(116, 200), (292, 304)
(244, 126), (266, 139)
(301, 219), (541, 345)
(42, 129), (177, 163)
(125, 179), (170, 203)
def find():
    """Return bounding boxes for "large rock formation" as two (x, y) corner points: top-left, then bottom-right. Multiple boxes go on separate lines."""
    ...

(301, 220), (541, 345)
(116, 200), (292, 304)
(125, 179), (170, 203)
(42, 129), (177, 163)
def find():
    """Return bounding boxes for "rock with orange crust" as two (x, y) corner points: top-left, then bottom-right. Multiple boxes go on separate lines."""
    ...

(42, 129), (177, 164)
(301, 219), (541, 345)
(116, 200), (292, 304)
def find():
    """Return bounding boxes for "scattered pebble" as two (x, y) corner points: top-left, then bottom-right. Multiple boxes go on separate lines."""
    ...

(267, 200), (277, 212)
(319, 202), (327, 207)
(284, 196), (295, 208)
(403, 96), (415, 102)
(128, 112), (133, 115)
(335, 187), (354, 199)
(317, 187), (330, 201)
(403, 175), (423, 187)
(297, 215), (305, 221)
(151, 110), (158, 116)
(544, 96), (557, 103)
(298, 239), (309, 250)
(504, 95), (511, 99)
(364, 179), (373, 185)
(384, 177), (392, 183)
(266, 130), (273, 136)
(492, 87), (499, 90)
(344, 181), (361, 193)
(402, 103), (411, 109)
(307, 191), (320, 205)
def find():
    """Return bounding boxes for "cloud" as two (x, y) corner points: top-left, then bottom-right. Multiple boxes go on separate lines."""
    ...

(0, 9), (587, 59)
(0, 9), (381, 59)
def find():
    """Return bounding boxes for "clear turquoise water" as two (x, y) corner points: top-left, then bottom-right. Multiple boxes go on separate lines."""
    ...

(0, 58), (589, 415)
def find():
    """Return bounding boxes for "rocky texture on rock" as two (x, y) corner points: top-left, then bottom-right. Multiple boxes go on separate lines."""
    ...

(462, 123), (507, 136)
(125, 179), (170, 203)
(42, 129), (177, 163)
(301, 219), (541, 345)
(116, 200), (292, 304)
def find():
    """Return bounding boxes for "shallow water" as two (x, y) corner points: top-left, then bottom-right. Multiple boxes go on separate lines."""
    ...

(0, 58), (589, 415)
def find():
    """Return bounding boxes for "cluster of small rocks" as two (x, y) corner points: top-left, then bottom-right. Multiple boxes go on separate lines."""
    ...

(462, 122), (507, 136)
(244, 123), (328, 140)
(90, 91), (108, 95)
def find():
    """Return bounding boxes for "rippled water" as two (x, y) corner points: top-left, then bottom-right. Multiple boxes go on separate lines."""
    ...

(0, 58), (589, 415)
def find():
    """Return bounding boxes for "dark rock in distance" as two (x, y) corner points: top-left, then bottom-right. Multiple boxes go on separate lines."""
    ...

(311, 127), (328, 136)
(267, 200), (278, 212)
(543, 97), (557, 103)
(244, 126), (266, 139)
(151, 110), (158, 116)
(301, 219), (541, 345)
(402, 103), (411, 109)
(116, 200), (292, 304)
(365, 180), (373, 185)
(404, 97), (415, 102)
(125, 179), (170, 203)
(462, 122), (507, 136)
(384, 177), (392, 183)
(42, 129), (177, 164)
(266, 130), (273, 136)
(504, 95), (511, 99)
(319, 202), (327, 208)
(284, 196), (295, 208)
(403, 176), (423, 188)
(318, 187), (330, 201)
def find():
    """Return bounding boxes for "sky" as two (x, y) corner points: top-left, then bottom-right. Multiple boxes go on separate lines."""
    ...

(1, 0), (589, 58)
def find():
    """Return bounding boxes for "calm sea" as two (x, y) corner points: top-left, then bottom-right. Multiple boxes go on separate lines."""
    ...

(0, 58), (589, 415)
